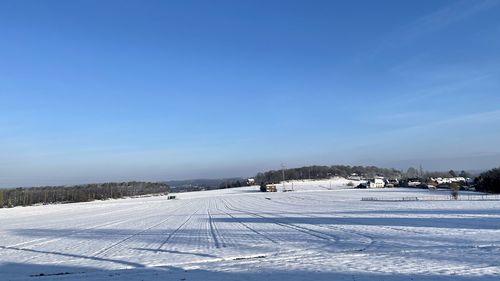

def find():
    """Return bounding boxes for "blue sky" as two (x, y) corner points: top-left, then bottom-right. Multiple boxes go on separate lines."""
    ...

(1, 0), (499, 187)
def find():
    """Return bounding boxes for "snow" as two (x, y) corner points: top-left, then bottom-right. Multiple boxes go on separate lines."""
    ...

(1, 179), (499, 280)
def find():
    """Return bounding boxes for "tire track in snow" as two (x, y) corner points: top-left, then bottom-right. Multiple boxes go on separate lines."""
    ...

(1, 200), (179, 250)
(207, 200), (225, 248)
(237, 195), (375, 252)
(270, 195), (428, 236)
(256, 195), (432, 250)
(4, 218), (136, 249)
(224, 199), (338, 242)
(155, 202), (203, 252)
(92, 201), (191, 257)
(218, 199), (277, 244)
(2, 213), (173, 265)
(1, 201), (150, 232)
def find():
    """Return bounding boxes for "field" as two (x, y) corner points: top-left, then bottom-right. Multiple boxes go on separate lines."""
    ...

(1, 180), (499, 280)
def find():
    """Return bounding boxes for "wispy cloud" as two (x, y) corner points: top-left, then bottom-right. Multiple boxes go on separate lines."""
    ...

(364, 71), (493, 111)
(387, 56), (495, 80)
(402, 73), (491, 102)
(399, 0), (497, 38)
(402, 109), (500, 131)
(371, 0), (499, 54)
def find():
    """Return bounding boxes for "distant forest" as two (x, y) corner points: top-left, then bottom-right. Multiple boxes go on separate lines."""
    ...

(475, 167), (500, 193)
(254, 165), (402, 184)
(0, 181), (169, 208)
(167, 177), (247, 190)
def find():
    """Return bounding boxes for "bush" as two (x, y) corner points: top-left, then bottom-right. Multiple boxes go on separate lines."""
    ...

(346, 181), (354, 186)
(260, 182), (267, 192)
(449, 182), (460, 200)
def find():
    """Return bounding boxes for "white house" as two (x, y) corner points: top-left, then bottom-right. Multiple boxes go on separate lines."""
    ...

(367, 178), (385, 188)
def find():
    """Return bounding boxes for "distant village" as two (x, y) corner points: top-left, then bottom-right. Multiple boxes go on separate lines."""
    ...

(252, 173), (476, 193)
(251, 165), (481, 192)
(346, 173), (475, 191)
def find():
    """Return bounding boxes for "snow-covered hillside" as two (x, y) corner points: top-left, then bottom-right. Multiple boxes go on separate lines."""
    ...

(1, 181), (499, 280)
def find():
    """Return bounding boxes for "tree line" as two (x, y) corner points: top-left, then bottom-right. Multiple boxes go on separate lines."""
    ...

(254, 165), (402, 184)
(474, 167), (500, 193)
(0, 181), (170, 208)
(404, 167), (470, 179)
(218, 180), (249, 189)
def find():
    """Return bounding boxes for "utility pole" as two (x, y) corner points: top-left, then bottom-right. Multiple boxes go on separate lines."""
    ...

(281, 163), (286, 191)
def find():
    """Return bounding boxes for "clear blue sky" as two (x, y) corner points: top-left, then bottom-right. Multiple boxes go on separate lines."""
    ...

(1, 0), (499, 187)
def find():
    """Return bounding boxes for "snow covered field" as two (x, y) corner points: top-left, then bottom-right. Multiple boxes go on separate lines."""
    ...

(1, 181), (499, 281)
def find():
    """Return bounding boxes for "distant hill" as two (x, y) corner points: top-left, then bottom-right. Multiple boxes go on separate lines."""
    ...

(254, 165), (403, 183)
(165, 178), (246, 190)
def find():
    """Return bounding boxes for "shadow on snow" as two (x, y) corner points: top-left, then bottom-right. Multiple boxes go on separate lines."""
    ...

(1, 262), (499, 281)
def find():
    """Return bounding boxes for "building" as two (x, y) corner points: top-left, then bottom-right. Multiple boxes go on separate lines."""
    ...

(367, 178), (385, 188)
(348, 173), (362, 181)
(431, 177), (466, 185)
(407, 178), (422, 187)
(385, 178), (399, 187)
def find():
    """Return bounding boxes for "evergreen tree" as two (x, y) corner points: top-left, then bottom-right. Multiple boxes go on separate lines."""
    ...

(459, 170), (470, 178)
